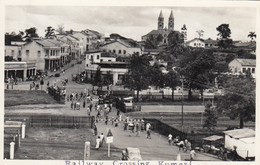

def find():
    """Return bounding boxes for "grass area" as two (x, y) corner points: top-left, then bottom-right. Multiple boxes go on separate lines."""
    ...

(14, 127), (121, 160)
(5, 90), (59, 107)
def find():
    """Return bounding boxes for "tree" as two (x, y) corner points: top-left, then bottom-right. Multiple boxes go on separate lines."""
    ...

(248, 32), (256, 41)
(5, 32), (23, 45)
(216, 75), (255, 128)
(216, 24), (233, 49)
(56, 24), (66, 35)
(144, 35), (158, 49)
(196, 30), (204, 39)
(24, 27), (39, 42)
(45, 26), (56, 38)
(164, 70), (180, 101)
(149, 63), (166, 98)
(203, 102), (218, 133)
(178, 48), (216, 100)
(124, 53), (152, 102)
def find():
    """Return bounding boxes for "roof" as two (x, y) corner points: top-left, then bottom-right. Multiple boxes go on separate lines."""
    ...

(202, 135), (223, 141)
(204, 39), (218, 44)
(235, 58), (256, 66)
(146, 30), (161, 36)
(124, 97), (134, 100)
(186, 38), (204, 44)
(35, 40), (58, 47)
(223, 128), (255, 139)
(102, 39), (133, 48)
(234, 41), (256, 48)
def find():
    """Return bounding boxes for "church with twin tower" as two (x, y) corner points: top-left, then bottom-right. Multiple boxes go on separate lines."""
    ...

(142, 10), (180, 45)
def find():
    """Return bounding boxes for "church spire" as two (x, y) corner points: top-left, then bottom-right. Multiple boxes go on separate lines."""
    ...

(169, 10), (174, 18)
(158, 10), (164, 30)
(159, 10), (164, 18)
(168, 10), (174, 31)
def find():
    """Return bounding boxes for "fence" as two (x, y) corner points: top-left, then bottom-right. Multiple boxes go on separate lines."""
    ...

(142, 118), (224, 148)
(4, 133), (20, 159)
(5, 115), (95, 129)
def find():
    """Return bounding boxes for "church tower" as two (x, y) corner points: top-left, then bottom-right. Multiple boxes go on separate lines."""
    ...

(168, 10), (174, 31)
(158, 10), (164, 30)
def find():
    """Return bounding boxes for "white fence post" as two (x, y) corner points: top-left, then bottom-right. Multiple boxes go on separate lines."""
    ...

(21, 124), (26, 139)
(84, 141), (90, 160)
(10, 142), (15, 159)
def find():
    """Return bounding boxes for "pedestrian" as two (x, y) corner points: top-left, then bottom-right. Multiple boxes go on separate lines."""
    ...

(71, 101), (74, 110)
(95, 136), (101, 150)
(168, 134), (173, 146)
(87, 106), (91, 115)
(74, 102), (76, 110)
(94, 125), (98, 136)
(185, 141), (192, 152)
(190, 149), (196, 160)
(136, 122), (140, 136)
(147, 128), (151, 139)
(111, 117), (114, 125)
(105, 116), (108, 125)
(132, 123), (135, 133)
(83, 100), (86, 108)
(100, 133), (104, 147)
(124, 121), (128, 131)
(178, 140), (184, 151)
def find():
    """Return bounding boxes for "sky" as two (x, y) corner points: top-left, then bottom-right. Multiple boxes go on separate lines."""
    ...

(5, 6), (257, 42)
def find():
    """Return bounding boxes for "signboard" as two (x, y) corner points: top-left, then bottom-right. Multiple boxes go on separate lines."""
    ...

(106, 136), (113, 143)
(106, 129), (113, 143)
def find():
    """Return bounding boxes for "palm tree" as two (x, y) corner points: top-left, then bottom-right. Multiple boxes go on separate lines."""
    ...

(248, 32), (256, 41)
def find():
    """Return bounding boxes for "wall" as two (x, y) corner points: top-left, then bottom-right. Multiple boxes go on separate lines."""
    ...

(21, 41), (46, 71)
(5, 45), (20, 60)
(101, 42), (142, 56)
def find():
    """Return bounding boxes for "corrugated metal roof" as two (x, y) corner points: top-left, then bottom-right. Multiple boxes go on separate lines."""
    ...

(202, 135), (223, 141)
(223, 128), (255, 139)
(236, 58), (256, 66)
(35, 40), (58, 47)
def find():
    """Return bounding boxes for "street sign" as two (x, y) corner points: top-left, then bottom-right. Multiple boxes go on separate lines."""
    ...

(106, 136), (113, 143)
(107, 129), (113, 137)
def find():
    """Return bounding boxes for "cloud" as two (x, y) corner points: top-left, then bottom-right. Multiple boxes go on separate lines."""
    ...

(5, 6), (256, 41)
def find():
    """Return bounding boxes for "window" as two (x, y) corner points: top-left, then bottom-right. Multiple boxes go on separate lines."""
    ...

(11, 50), (14, 56)
(26, 50), (29, 56)
(113, 49), (116, 53)
(123, 50), (126, 54)
(194, 43), (196, 46)
(242, 68), (246, 73)
(97, 55), (100, 60)
(50, 50), (53, 56)
(37, 51), (41, 56)
(248, 68), (251, 73)
(109, 50), (111, 53)
(108, 60), (111, 62)
(18, 58), (21, 61)
(119, 50), (122, 54)
(252, 68), (255, 73)
(18, 50), (21, 56)
(46, 50), (49, 56)
(101, 59), (103, 62)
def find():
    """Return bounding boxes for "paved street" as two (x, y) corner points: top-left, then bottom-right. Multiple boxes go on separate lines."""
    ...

(95, 108), (220, 161)
(5, 61), (220, 161)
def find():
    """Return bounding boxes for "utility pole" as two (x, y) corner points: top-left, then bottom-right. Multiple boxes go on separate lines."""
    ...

(181, 76), (184, 132)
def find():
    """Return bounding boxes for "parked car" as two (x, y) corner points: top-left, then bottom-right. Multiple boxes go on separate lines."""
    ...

(121, 147), (142, 161)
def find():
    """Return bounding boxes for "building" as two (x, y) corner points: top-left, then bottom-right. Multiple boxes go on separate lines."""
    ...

(85, 51), (128, 85)
(142, 10), (180, 45)
(204, 38), (219, 48)
(100, 39), (142, 56)
(57, 34), (83, 60)
(228, 58), (256, 78)
(185, 38), (205, 48)
(233, 41), (256, 55)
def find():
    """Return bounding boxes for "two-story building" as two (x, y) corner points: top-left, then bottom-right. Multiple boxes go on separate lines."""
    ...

(85, 50), (128, 85)
(229, 58), (256, 78)
(100, 39), (142, 56)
